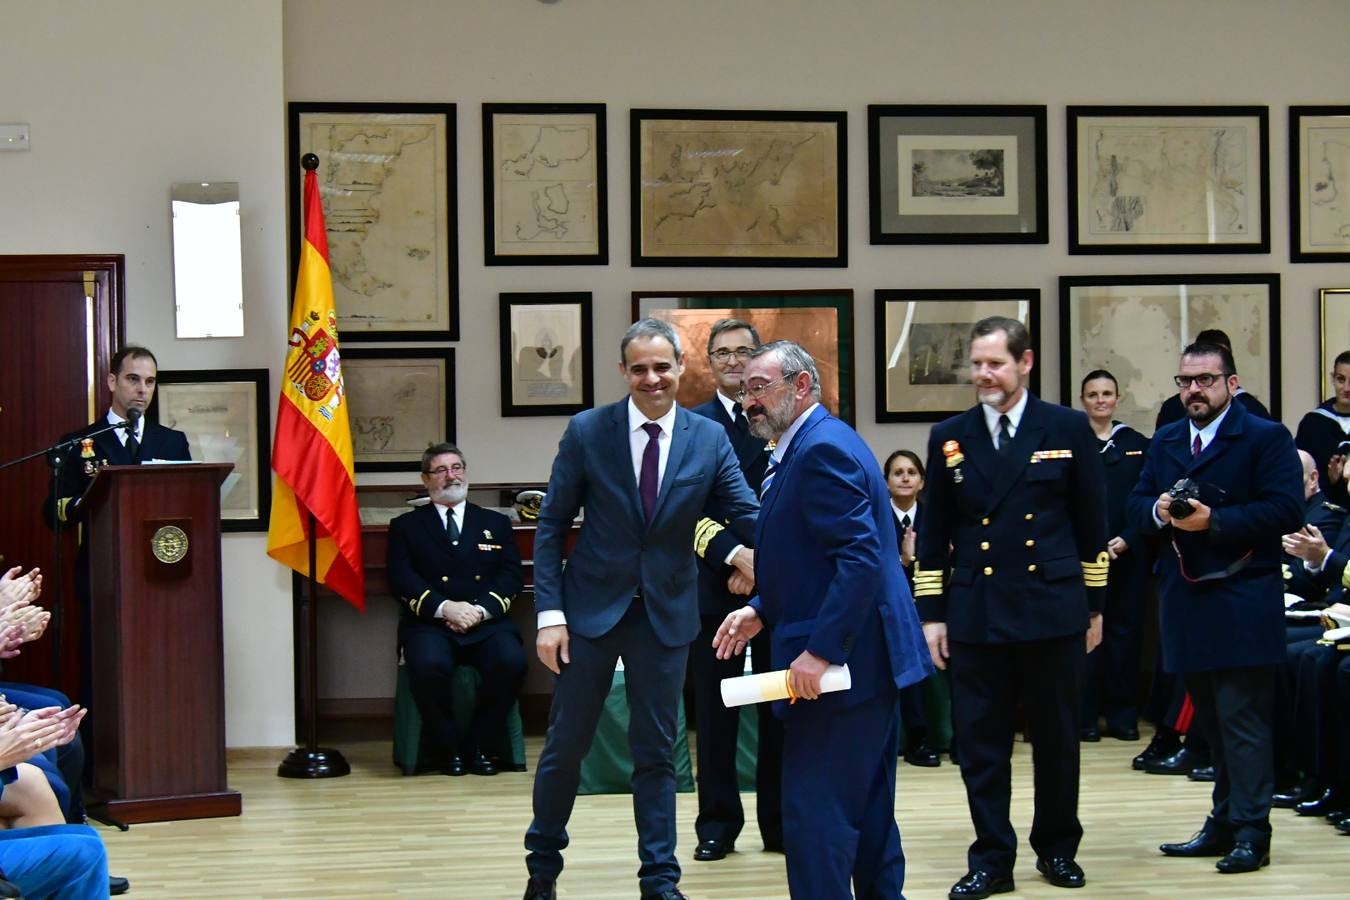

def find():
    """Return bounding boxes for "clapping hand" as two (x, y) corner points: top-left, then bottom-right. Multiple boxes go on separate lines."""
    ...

(1283, 525), (1329, 563)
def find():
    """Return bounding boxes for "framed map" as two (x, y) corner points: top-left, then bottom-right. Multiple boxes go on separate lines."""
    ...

(1320, 289), (1350, 398)
(1059, 274), (1281, 435)
(632, 290), (854, 422)
(874, 289), (1040, 423)
(482, 103), (607, 265)
(867, 105), (1047, 244)
(499, 292), (594, 416)
(149, 369), (271, 532)
(1068, 106), (1270, 254)
(289, 102), (458, 340)
(631, 109), (846, 266)
(341, 348), (455, 472)
(1291, 106), (1350, 263)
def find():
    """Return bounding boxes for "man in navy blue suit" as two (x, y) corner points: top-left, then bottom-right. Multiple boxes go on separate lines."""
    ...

(713, 340), (932, 900)
(916, 316), (1108, 899)
(523, 319), (760, 900)
(1129, 341), (1303, 875)
(686, 318), (782, 862)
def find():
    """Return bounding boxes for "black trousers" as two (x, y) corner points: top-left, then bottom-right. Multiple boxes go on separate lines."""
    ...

(689, 614), (783, 847)
(1083, 552), (1148, 732)
(950, 633), (1084, 875)
(1183, 665), (1276, 844)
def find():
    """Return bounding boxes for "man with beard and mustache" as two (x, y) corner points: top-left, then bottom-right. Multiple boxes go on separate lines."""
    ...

(712, 340), (931, 899)
(387, 443), (526, 777)
(915, 316), (1108, 899)
(1129, 342), (1303, 875)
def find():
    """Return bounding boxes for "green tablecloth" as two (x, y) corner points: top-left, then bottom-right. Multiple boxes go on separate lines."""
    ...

(577, 668), (696, 795)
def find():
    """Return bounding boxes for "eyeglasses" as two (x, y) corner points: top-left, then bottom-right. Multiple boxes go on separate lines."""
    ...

(1173, 373), (1227, 389)
(424, 464), (466, 477)
(710, 347), (755, 363)
(735, 376), (789, 403)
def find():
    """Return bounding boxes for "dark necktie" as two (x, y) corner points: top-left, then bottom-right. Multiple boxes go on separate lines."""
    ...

(731, 401), (750, 438)
(761, 456), (779, 498)
(996, 414), (1013, 454)
(900, 513), (911, 531)
(639, 422), (662, 523)
(125, 428), (140, 460)
(1192, 434), (1202, 459)
(447, 510), (460, 546)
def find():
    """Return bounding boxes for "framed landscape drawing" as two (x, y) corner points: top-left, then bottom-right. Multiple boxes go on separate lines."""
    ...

(341, 347), (455, 472)
(1291, 106), (1350, 262)
(874, 289), (1040, 423)
(482, 103), (608, 265)
(633, 290), (854, 422)
(1059, 274), (1280, 434)
(499, 292), (594, 416)
(868, 105), (1047, 244)
(1067, 106), (1270, 254)
(149, 369), (271, 532)
(630, 109), (846, 266)
(289, 101), (458, 339)
(1320, 288), (1350, 399)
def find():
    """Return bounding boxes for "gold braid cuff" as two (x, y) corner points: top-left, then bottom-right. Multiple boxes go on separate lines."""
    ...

(913, 565), (945, 599)
(694, 517), (725, 558)
(1082, 551), (1110, 588)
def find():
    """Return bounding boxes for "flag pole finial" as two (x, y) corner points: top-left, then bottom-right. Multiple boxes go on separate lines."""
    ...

(301, 153), (319, 172)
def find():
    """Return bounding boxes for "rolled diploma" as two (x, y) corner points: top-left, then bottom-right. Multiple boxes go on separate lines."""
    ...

(720, 664), (851, 707)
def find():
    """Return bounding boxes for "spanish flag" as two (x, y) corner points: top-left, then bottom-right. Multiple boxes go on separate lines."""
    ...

(266, 162), (365, 609)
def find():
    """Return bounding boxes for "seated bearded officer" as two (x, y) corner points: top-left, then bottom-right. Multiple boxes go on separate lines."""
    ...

(387, 443), (527, 776)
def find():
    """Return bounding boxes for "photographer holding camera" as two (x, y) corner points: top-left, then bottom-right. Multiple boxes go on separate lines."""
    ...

(1128, 340), (1304, 876)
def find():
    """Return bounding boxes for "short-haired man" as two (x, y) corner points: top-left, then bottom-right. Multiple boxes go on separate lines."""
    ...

(1129, 341), (1303, 874)
(917, 316), (1108, 898)
(1155, 329), (1271, 431)
(686, 318), (783, 862)
(387, 443), (526, 776)
(1296, 349), (1350, 508)
(523, 318), (759, 900)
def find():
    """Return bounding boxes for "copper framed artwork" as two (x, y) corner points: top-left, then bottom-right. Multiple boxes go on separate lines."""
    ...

(867, 105), (1047, 244)
(1320, 288), (1350, 399)
(874, 289), (1040, 423)
(630, 109), (847, 267)
(1067, 105), (1270, 254)
(499, 292), (594, 416)
(482, 102), (608, 265)
(632, 289), (854, 423)
(148, 369), (271, 532)
(289, 101), (459, 339)
(1059, 274), (1281, 435)
(1291, 106), (1350, 263)
(340, 347), (456, 472)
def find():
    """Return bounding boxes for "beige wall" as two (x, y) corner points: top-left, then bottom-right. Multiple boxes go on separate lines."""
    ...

(3, 0), (1349, 745)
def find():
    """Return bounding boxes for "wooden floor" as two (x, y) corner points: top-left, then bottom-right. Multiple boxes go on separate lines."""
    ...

(103, 733), (1350, 899)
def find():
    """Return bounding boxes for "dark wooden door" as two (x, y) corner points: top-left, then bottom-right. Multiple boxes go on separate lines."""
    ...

(0, 255), (123, 699)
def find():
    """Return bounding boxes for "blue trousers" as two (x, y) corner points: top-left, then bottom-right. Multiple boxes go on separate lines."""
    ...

(0, 823), (107, 899)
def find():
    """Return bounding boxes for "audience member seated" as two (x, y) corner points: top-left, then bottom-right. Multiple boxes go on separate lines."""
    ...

(1296, 350), (1350, 508)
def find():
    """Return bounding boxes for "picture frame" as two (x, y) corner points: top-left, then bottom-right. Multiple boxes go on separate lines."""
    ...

(340, 347), (456, 472)
(148, 369), (271, 532)
(288, 101), (459, 340)
(632, 290), (854, 423)
(1067, 106), (1270, 254)
(874, 289), (1041, 423)
(1059, 274), (1281, 435)
(482, 103), (608, 266)
(1291, 106), (1350, 262)
(867, 105), (1047, 244)
(499, 292), (594, 416)
(630, 109), (847, 267)
(1320, 288), (1350, 399)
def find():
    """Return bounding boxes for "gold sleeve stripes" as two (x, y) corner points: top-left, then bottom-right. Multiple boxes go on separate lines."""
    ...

(1082, 551), (1110, 588)
(57, 497), (73, 523)
(1340, 564), (1350, 590)
(694, 517), (725, 558)
(488, 591), (512, 613)
(407, 590), (430, 617)
(913, 565), (944, 599)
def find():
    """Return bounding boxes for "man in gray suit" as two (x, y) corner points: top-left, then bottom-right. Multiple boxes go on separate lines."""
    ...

(523, 319), (760, 900)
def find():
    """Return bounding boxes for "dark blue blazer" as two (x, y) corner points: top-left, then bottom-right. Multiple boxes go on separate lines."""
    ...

(534, 399), (759, 648)
(689, 395), (770, 616)
(750, 406), (932, 714)
(45, 418), (192, 527)
(1127, 400), (1304, 672)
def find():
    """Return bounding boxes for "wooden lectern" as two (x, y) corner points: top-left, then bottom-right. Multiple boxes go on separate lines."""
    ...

(82, 463), (241, 822)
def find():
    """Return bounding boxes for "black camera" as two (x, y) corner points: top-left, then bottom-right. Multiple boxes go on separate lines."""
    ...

(1168, 478), (1202, 520)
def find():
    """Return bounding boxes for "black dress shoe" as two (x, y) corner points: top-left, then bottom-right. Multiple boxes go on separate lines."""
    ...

(1132, 732), (1181, 770)
(1145, 746), (1209, 776)
(522, 876), (556, 900)
(1080, 727), (1101, 742)
(1324, 806), (1350, 823)
(1336, 816), (1350, 834)
(1273, 785), (1314, 808)
(1159, 831), (1234, 857)
(1106, 725), (1140, 741)
(1215, 841), (1269, 873)
(640, 890), (689, 900)
(440, 755), (466, 776)
(948, 869), (1014, 899)
(693, 838), (733, 861)
(904, 744), (942, 767)
(1295, 787), (1337, 815)
(468, 751), (498, 776)
(110, 875), (130, 895)
(1187, 765), (1217, 782)
(1036, 857), (1085, 888)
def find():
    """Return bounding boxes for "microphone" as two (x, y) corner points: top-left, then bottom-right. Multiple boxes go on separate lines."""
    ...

(123, 408), (142, 431)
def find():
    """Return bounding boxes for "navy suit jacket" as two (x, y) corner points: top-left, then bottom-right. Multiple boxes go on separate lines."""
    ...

(1128, 400), (1304, 672)
(751, 406), (932, 714)
(45, 418), (192, 528)
(534, 399), (759, 648)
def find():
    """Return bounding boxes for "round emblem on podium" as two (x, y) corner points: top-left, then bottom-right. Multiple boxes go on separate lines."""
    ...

(151, 525), (189, 564)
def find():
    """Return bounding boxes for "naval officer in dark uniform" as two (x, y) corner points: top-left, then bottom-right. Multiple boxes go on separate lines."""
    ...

(915, 316), (1108, 899)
